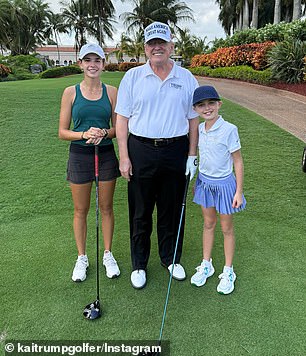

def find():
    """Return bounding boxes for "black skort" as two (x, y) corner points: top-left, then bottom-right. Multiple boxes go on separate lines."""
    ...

(67, 143), (121, 184)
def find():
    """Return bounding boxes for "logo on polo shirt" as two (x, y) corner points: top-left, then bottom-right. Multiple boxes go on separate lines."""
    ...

(170, 83), (182, 89)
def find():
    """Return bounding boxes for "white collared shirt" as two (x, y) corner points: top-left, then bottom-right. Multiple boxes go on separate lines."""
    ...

(198, 116), (241, 178)
(115, 61), (199, 138)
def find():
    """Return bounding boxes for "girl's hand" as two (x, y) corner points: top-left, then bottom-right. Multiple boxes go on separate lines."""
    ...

(232, 192), (243, 208)
(83, 127), (105, 145)
(86, 137), (103, 145)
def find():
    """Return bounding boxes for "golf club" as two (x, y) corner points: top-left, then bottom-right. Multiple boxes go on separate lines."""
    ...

(83, 145), (102, 320)
(139, 174), (190, 356)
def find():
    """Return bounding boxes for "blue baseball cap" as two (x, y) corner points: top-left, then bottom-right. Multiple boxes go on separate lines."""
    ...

(193, 85), (221, 105)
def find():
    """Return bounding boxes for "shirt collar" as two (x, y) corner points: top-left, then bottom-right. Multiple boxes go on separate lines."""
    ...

(144, 59), (179, 79)
(202, 116), (224, 133)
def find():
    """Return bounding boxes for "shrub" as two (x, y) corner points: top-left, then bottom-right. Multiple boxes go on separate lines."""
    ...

(0, 54), (46, 72)
(118, 62), (145, 71)
(104, 63), (119, 71)
(189, 65), (273, 85)
(211, 19), (306, 50)
(0, 63), (11, 78)
(268, 40), (306, 83)
(40, 65), (82, 78)
(12, 69), (36, 81)
(190, 42), (275, 70)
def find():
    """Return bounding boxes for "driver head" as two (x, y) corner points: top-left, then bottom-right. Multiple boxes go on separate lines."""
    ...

(83, 300), (101, 320)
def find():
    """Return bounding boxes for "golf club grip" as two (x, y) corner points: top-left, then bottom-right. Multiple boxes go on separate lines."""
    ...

(95, 145), (99, 178)
(182, 174), (190, 204)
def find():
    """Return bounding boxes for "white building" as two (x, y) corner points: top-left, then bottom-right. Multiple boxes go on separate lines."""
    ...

(35, 45), (145, 66)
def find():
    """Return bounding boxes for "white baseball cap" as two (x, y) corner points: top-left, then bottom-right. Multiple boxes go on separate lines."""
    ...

(79, 43), (105, 59)
(144, 22), (171, 44)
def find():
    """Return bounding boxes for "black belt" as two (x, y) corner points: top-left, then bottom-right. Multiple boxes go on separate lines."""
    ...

(130, 133), (187, 147)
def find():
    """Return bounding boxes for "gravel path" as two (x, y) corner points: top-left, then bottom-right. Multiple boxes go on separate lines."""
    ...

(196, 77), (306, 143)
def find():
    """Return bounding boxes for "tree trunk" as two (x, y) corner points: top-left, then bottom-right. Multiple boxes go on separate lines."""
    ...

(274, 0), (281, 24)
(292, 0), (301, 20)
(242, 0), (249, 29)
(251, 0), (258, 28)
(237, 9), (243, 30)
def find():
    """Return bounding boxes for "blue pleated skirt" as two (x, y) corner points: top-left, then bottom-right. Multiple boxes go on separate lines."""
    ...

(193, 173), (246, 215)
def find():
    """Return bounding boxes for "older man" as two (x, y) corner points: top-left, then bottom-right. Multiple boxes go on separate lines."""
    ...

(115, 21), (199, 289)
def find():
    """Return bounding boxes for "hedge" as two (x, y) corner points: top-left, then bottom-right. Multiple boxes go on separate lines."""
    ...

(189, 65), (273, 85)
(40, 65), (82, 78)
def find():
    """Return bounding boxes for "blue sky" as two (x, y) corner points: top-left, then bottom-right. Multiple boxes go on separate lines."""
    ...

(48, 0), (226, 46)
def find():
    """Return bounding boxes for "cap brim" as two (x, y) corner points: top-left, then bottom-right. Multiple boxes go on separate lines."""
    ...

(145, 36), (170, 44)
(79, 51), (105, 60)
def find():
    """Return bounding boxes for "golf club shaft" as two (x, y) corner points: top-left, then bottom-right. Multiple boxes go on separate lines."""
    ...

(95, 145), (100, 301)
(158, 174), (190, 343)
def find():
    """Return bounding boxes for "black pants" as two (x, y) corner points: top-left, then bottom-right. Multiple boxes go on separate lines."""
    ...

(128, 134), (189, 270)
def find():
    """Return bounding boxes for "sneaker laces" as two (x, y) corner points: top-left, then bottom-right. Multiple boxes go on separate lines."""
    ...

(103, 253), (117, 267)
(75, 257), (88, 271)
(218, 271), (233, 283)
(195, 264), (209, 275)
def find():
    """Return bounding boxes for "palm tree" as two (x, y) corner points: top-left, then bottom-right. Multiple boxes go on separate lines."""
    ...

(0, 0), (11, 50)
(114, 34), (130, 62)
(242, 0), (249, 29)
(215, 0), (238, 36)
(45, 12), (68, 63)
(156, 0), (194, 30)
(251, 0), (259, 28)
(174, 28), (208, 63)
(120, 0), (194, 37)
(88, 0), (116, 45)
(0, 0), (52, 55)
(119, 31), (144, 62)
(174, 28), (194, 60)
(61, 0), (94, 58)
(274, 0), (281, 24)
(292, 0), (302, 20)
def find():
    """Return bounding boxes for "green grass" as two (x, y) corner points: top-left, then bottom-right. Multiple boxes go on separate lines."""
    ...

(1, 73), (306, 356)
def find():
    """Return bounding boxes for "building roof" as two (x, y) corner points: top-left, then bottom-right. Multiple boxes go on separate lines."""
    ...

(35, 45), (117, 54)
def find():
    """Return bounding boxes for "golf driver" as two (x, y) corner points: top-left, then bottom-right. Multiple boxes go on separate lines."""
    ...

(139, 174), (190, 356)
(83, 145), (102, 320)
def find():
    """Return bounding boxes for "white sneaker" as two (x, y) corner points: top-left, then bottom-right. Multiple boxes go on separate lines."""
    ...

(217, 266), (236, 295)
(191, 258), (215, 287)
(131, 270), (146, 289)
(168, 264), (186, 281)
(72, 255), (89, 282)
(103, 251), (120, 278)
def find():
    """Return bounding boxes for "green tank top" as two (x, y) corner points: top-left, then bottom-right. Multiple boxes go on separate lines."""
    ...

(72, 83), (112, 146)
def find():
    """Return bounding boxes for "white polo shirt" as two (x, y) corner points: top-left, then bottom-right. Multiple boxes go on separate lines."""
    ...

(198, 116), (241, 178)
(115, 60), (199, 138)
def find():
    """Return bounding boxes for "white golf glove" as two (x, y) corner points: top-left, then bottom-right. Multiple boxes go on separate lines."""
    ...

(185, 155), (198, 181)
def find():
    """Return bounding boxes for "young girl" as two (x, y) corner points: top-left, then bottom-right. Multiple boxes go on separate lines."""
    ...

(58, 43), (121, 282)
(191, 85), (246, 294)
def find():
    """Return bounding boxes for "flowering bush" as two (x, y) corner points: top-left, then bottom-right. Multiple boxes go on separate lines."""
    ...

(190, 42), (275, 70)
(0, 63), (11, 78)
(118, 62), (145, 71)
(104, 63), (119, 71)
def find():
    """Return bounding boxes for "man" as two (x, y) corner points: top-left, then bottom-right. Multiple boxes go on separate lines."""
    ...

(115, 21), (199, 289)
